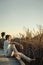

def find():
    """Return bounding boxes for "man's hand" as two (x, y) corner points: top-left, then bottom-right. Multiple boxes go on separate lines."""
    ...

(20, 44), (24, 49)
(14, 53), (20, 58)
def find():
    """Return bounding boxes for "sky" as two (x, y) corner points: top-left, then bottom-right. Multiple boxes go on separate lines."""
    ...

(0, 0), (43, 37)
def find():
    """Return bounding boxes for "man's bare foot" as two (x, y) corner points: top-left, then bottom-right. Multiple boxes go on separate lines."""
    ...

(32, 59), (36, 61)
(29, 59), (36, 63)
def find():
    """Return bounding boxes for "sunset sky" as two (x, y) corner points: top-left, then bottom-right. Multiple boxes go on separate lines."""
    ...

(0, 0), (43, 36)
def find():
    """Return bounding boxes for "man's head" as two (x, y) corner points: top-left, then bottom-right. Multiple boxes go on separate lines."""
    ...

(5, 35), (12, 41)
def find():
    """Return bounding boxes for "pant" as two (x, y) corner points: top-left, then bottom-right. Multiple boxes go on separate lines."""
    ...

(6, 44), (32, 65)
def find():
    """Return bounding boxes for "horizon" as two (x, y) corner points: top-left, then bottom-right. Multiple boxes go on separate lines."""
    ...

(0, 0), (43, 36)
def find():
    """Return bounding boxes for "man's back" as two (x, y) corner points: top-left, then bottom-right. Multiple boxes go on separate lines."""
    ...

(4, 40), (9, 56)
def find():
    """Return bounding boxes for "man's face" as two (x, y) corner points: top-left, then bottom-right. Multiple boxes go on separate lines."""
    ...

(8, 36), (12, 41)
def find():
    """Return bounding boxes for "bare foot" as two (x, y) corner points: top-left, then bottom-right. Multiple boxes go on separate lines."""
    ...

(31, 59), (36, 62)
(29, 59), (36, 63)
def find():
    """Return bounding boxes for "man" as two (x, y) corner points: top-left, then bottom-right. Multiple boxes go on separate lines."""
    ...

(4, 35), (35, 65)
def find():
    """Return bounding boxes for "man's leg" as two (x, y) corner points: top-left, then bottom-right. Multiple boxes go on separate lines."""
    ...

(12, 44), (19, 53)
(18, 59), (25, 65)
(12, 45), (25, 65)
(12, 45), (35, 63)
(16, 55), (25, 65)
(16, 52), (35, 62)
(12, 44), (33, 62)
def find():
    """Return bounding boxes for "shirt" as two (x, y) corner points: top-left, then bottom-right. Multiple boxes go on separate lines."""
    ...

(4, 40), (10, 56)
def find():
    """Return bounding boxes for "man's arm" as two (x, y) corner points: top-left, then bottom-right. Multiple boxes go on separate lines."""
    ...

(11, 42), (24, 49)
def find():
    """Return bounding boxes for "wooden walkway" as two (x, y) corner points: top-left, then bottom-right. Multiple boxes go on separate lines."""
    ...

(0, 49), (20, 65)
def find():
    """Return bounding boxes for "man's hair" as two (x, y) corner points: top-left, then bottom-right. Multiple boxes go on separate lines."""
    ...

(5, 35), (11, 40)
